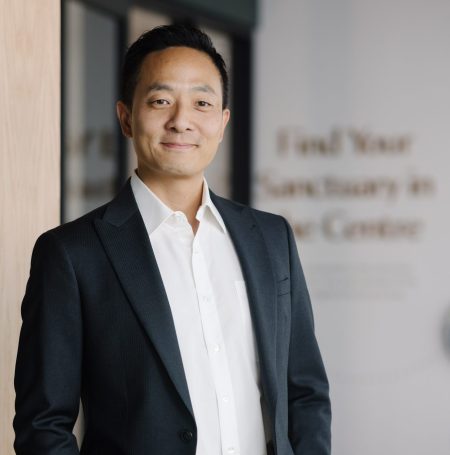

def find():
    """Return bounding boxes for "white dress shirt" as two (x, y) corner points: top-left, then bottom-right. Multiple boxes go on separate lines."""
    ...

(130, 172), (267, 455)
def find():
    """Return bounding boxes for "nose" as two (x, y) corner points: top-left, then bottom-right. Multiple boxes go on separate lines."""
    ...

(165, 103), (193, 133)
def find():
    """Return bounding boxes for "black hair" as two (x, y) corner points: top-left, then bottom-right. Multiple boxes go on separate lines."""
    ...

(120, 24), (229, 109)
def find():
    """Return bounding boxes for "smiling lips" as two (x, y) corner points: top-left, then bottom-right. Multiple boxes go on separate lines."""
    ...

(161, 142), (197, 150)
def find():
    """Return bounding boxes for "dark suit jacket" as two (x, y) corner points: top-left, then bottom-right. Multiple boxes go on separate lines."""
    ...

(14, 181), (331, 455)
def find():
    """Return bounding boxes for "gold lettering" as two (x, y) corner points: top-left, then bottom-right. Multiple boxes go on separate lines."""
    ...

(408, 175), (436, 196)
(322, 210), (423, 241)
(348, 129), (412, 155)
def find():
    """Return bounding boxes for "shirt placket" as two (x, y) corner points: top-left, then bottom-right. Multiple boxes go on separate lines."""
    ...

(191, 236), (241, 455)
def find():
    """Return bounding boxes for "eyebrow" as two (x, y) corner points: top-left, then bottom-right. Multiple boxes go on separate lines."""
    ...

(145, 83), (217, 96)
(146, 83), (173, 93)
(191, 84), (217, 95)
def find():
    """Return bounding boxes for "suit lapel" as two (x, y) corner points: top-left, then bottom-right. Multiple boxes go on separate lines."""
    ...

(211, 193), (279, 415)
(92, 182), (278, 420)
(93, 181), (194, 417)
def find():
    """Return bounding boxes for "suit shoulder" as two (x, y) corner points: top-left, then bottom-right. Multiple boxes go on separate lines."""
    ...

(212, 193), (288, 234)
(248, 205), (286, 228)
(36, 202), (109, 248)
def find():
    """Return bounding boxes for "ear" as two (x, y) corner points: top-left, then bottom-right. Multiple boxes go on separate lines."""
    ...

(219, 108), (231, 142)
(116, 101), (133, 138)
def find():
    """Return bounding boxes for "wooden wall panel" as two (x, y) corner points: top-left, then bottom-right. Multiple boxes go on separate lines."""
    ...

(0, 1), (60, 453)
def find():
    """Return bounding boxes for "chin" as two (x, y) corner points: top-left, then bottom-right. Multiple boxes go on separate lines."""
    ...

(160, 167), (203, 179)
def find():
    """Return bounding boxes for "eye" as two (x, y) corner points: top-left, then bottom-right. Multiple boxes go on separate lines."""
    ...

(196, 100), (213, 109)
(150, 99), (170, 106)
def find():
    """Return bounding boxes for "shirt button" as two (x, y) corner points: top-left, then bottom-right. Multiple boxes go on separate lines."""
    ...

(227, 448), (236, 454)
(179, 430), (194, 442)
(213, 344), (220, 352)
(223, 396), (229, 403)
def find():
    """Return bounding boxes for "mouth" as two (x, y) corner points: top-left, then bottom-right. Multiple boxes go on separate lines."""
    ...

(160, 142), (197, 150)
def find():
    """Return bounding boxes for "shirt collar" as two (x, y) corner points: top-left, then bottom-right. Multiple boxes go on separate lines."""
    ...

(130, 171), (227, 235)
(196, 177), (227, 233)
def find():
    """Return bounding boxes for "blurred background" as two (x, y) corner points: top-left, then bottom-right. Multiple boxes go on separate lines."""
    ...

(1, 0), (450, 453)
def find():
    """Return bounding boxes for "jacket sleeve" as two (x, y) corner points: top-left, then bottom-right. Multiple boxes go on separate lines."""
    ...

(284, 219), (332, 455)
(14, 231), (82, 454)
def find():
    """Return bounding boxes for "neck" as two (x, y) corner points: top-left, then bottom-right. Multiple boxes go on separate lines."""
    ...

(137, 170), (204, 232)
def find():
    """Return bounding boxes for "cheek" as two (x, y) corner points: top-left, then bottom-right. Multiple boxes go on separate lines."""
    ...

(201, 118), (226, 141)
(134, 118), (159, 142)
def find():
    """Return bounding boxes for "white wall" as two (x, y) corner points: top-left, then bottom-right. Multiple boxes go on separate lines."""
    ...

(253, 1), (450, 454)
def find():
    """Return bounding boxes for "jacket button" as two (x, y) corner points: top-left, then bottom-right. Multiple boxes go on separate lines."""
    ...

(179, 430), (194, 442)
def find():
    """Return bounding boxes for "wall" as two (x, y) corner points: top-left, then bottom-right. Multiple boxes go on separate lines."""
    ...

(0, 1), (60, 452)
(253, 0), (450, 454)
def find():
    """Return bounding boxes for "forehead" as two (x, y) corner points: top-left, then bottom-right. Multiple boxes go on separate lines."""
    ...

(137, 46), (222, 87)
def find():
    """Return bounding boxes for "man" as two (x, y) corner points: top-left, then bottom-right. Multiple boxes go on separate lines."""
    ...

(14, 25), (331, 455)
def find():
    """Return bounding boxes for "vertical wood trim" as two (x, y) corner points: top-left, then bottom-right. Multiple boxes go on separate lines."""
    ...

(0, 1), (61, 452)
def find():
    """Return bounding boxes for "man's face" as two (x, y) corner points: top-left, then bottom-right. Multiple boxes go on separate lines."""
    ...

(117, 46), (230, 183)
